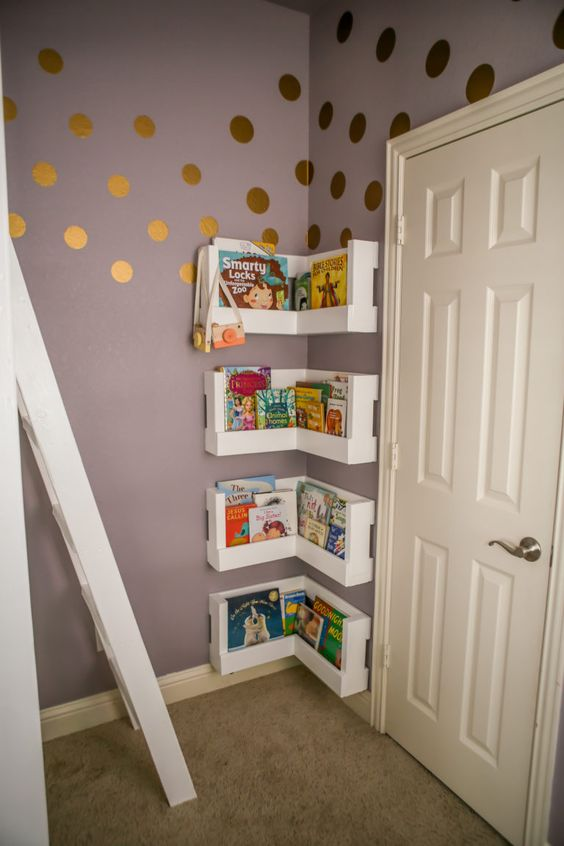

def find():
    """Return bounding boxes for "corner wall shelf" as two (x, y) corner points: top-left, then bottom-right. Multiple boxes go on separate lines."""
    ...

(204, 369), (378, 464)
(209, 575), (370, 698)
(206, 476), (374, 586)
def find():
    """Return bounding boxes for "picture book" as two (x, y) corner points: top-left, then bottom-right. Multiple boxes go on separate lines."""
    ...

(303, 516), (329, 548)
(227, 588), (284, 651)
(325, 378), (348, 401)
(304, 400), (324, 433)
(256, 388), (296, 429)
(280, 588), (306, 635)
(225, 504), (255, 546)
(329, 496), (347, 529)
(326, 397), (347, 437)
(298, 483), (334, 534)
(221, 366), (271, 431)
(249, 503), (289, 542)
(213, 237), (275, 256)
(218, 250), (289, 311)
(216, 475), (276, 507)
(313, 595), (347, 668)
(296, 401), (308, 429)
(311, 252), (347, 309)
(294, 272), (311, 311)
(296, 381), (331, 407)
(253, 489), (297, 536)
(326, 524), (346, 559)
(294, 602), (326, 650)
(294, 385), (323, 404)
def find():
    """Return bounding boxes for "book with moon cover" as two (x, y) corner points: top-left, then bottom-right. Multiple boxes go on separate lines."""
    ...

(227, 588), (284, 651)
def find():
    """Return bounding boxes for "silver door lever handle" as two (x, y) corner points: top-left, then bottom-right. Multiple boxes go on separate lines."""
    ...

(488, 537), (541, 562)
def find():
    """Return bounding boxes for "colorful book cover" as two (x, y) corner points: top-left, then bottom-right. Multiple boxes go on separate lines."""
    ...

(296, 401), (308, 429)
(329, 497), (347, 529)
(227, 588), (284, 651)
(256, 388), (296, 429)
(218, 250), (289, 311)
(216, 475), (276, 507)
(296, 382), (331, 408)
(313, 596), (347, 668)
(221, 366), (270, 431)
(294, 602), (326, 649)
(281, 589), (306, 635)
(253, 489), (297, 535)
(225, 504), (254, 546)
(249, 504), (289, 542)
(325, 378), (348, 401)
(294, 272), (311, 311)
(311, 252), (347, 309)
(326, 397), (347, 437)
(294, 385), (322, 404)
(326, 524), (346, 559)
(304, 516), (329, 548)
(298, 483), (334, 534)
(305, 400), (324, 433)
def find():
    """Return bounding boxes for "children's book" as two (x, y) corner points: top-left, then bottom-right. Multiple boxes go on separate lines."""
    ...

(329, 496), (347, 529)
(227, 588), (284, 651)
(303, 516), (329, 548)
(256, 388), (296, 429)
(326, 397), (347, 437)
(296, 381), (331, 407)
(249, 503), (289, 542)
(213, 237), (275, 256)
(313, 595), (347, 668)
(326, 524), (346, 558)
(298, 483), (334, 534)
(225, 504), (254, 546)
(280, 588), (306, 635)
(294, 385), (323, 404)
(304, 400), (324, 433)
(311, 252), (347, 309)
(296, 402), (308, 429)
(294, 602), (326, 649)
(253, 489), (297, 536)
(294, 272), (311, 311)
(218, 250), (289, 310)
(220, 366), (271, 431)
(325, 378), (348, 401)
(216, 475), (276, 507)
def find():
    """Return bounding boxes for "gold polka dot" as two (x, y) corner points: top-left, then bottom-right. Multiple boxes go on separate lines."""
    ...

(38, 49), (63, 74)
(554, 10), (564, 48)
(107, 174), (130, 198)
(365, 180), (383, 211)
(134, 115), (155, 138)
(32, 161), (57, 187)
(337, 11), (353, 43)
(295, 160), (314, 186)
(111, 260), (133, 284)
(466, 64), (495, 103)
(64, 225), (88, 249)
(247, 187), (270, 214)
(179, 262), (196, 284)
(68, 113), (93, 138)
(340, 228), (352, 248)
(307, 224), (321, 250)
(349, 113), (366, 143)
(376, 27), (396, 62)
(182, 163), (201, 185)
(230, 115), (254, 143)
(3, 97), (17, 122)
(9, 213), (26, 238)
(262, 228), (279, 247)
(330, 171), (346, 199)
(389, 112), (411, 139)
(200, 216), (219, 238)
(426, 40), (450, 78)
(319, 101), (333, 130)
(279, 74), (301, 101)
(147, 219), (169, 241)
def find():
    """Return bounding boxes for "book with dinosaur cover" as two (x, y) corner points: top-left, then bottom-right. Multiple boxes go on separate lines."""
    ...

(218, 251), (289, 311)
(221, 366), (271, 431)
(225, 504), (255, 546)
(216, 475), (276, 507)
(313, 596), (347, 668)
(256, 388), (297, 429)
(227, 588), (284, 651)
(311, 252), (347, 309)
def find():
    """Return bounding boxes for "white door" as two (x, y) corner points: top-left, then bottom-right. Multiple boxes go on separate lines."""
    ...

(386, 100), (564, 846)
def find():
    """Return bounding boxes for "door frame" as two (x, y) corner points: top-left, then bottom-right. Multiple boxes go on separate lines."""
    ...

(371, 62), (564, 846)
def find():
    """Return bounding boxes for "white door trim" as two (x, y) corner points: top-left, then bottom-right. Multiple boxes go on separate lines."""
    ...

(371, 61), (564, 846)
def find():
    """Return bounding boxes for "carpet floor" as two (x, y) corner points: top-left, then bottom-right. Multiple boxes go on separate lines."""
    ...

(44, 666), (508, 845)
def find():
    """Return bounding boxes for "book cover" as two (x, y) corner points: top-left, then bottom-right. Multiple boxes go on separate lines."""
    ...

(296, 381), (331, 407)
(225, 504), (254, 546)
(294, 602), (326, 649)
(255, 388), (297, 429)
(253, 489), (297, 536)
(294, 272), (311, 311)
(329, 496), (347, 529)
(281, 589), (306, 635)
(296, 401), (308, 429)
(298, 483), (334, 534)
(313, 596), (347, 668)
(227, 588), (284, 651)
(218, 250), (289, 311)
(294, 385), (322, 404)
(221, 366), (271, 431)
(326, 524), (346, 559)
(213, 237), (275, 256)
(304, 516), (329, 548)
(216, 475), (276, 507)
(304, 400), (324, 433)
(249, 503), (289, 542)
(326, 397), (347, 437)
(325, 378), (348, 401)
(311, 252), (347, 309)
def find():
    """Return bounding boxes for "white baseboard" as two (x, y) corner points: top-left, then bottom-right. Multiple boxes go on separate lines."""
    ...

(40, 656), (371, 742)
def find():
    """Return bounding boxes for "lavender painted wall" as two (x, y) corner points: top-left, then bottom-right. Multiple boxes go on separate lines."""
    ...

(0, 0), (311, 708)
(306, 1), (564, 841)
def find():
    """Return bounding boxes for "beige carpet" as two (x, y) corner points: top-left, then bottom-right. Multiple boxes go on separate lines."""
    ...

(44, 666), (508, 845)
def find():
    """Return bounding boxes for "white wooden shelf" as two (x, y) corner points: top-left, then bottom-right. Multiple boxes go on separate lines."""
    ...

(200, 239), (378, 335)
(204, 369), (378, 465)
(207, 476), (374, 586)
(209, 575), (370, 697)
